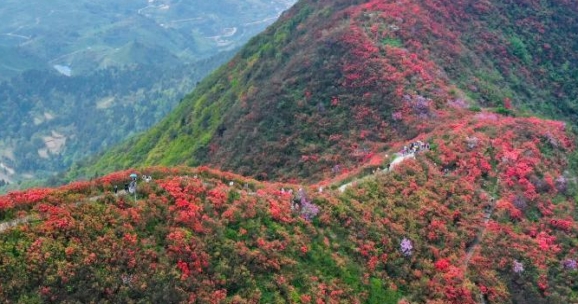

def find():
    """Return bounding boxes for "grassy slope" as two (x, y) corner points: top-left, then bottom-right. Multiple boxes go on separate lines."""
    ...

(0, 46), (47, 78)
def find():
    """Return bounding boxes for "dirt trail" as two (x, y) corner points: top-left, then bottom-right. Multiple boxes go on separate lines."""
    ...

(338, 153), (415, 193)
(464, 198), (496, 304)
(463, 197), (497, 269)
(0, 215), (36, 233)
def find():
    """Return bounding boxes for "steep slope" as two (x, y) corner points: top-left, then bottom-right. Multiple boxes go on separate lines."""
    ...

(1, 112), (577, 302)
(5, 1), (577, 301)
(83, 0), (578, 182)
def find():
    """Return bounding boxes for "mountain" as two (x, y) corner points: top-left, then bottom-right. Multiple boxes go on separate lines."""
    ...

(0, 0), (296, 187)
(82, 0), (578, 182)
(0, 0), (296, 77)
(1, 0), (577, 302)
(0, 56), (227, 177)
(1, 116), (577, 302)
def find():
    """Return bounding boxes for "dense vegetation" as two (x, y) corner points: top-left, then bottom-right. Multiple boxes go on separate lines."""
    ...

(0, 56), (228, 178)
(2, 0), (576, 302)
(1, 110), (577, 302)
(81, 0), (578, 183)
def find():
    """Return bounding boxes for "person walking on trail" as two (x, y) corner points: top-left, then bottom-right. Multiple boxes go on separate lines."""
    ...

(114, 185), (118, 194)
(129, 181), (136, 194)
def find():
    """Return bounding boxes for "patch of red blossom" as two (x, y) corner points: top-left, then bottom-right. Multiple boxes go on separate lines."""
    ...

(435, 258), (451, 272)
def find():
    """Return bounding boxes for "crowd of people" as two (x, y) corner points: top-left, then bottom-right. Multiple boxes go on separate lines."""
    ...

(112, 174), (153, 194)
(400, 140), (430, 155)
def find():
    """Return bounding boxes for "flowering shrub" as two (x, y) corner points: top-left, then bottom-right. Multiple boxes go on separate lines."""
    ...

(0, 1), (576, 298)
(555, 175), (568, 194)
(300, 198), (320, 221)
(435, 258), (451, 271)
(513, 260), (524, 273)
(400, 238), (413, 256)
(562, 259), (577, 270)
(0, 107), (576, 303)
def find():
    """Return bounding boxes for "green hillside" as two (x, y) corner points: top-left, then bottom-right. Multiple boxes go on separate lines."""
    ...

(0, 46), (46, 79)
(0, 55), (230, 187)
(81, 0), (578, 182)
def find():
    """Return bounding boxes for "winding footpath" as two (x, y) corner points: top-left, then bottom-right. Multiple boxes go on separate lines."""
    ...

(338, 153), (415, 193)
(0, 148), (502, 304)
(1, 158), (420, 234)
(463, 197), (497, 268)
(463, 194), (498, 304)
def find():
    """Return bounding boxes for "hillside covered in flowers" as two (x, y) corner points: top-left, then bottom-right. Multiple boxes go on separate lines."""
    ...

(79, 0), (578, 182)
(4, 0), (578, 302)
(2, 108), (577, 302)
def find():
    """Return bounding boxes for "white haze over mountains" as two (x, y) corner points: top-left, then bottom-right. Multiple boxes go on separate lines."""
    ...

(0, 0), (297, 77)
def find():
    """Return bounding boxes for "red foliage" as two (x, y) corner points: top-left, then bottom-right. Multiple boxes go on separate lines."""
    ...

(269, 199), (293, 223)
(177, 260), (191, 280)
(504, 98), (512, 110)
(0, 188), (55, 214)
(550, 219), (573, 232)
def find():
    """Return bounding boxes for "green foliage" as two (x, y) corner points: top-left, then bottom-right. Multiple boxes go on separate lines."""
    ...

(1, 60), (226, 178)
(493, 106), (512, 116)
(509, 36), (532, 65)
(381, 38), (403, 48)
(569, 150), (578, 173)
(368, 278), (401, 304)
(468, 105), (482, 112)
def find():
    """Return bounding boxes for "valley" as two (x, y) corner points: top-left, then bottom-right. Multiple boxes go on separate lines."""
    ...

(0, 0), (296, 188)
(0, 0), (296, 76)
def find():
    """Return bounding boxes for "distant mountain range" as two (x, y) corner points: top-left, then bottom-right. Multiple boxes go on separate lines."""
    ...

(0, 0), (295, 187)
(0, 0), (295, 78)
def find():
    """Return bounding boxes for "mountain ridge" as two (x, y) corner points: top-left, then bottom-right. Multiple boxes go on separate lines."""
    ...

(80, 0), (578, 182)
(1, 109), (577, 302)
(3, 0), (576, 302)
